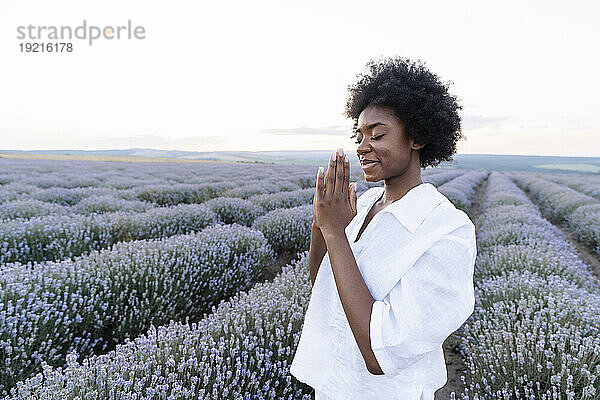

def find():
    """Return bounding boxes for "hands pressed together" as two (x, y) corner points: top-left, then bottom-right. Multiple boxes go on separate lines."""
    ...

(313, 148), (358, 238)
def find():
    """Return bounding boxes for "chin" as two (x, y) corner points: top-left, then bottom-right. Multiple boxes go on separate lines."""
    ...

(363, 174), (380, 182)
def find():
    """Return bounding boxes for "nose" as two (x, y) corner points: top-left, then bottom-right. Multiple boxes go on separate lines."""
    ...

(356, 138), (371, 157)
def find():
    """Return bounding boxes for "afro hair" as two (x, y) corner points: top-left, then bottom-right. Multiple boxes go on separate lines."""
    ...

(345, 56), (464, 169)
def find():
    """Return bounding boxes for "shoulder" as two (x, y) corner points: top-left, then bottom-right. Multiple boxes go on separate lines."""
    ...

(432, 197), (474, 226)
(423, 197), (476, 247)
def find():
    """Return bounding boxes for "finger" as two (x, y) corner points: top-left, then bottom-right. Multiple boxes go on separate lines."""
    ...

(316, 166), (324, 199)
(335, 149), (344, 197)
(349, 182), (357, 213)
(325, 152), (336, 197)
(343, 152), (349, 198)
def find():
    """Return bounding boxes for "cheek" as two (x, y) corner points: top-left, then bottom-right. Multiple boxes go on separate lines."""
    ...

(380, 147), (405, 160)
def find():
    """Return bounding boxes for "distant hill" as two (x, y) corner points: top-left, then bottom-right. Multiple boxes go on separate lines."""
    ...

(1, 149), (599, 174)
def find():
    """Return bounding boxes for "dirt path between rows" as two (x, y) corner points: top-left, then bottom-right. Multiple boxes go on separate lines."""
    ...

(434, 175), (488, 399)
(251, 250), (298, 285)
(560, 230), (600, 282)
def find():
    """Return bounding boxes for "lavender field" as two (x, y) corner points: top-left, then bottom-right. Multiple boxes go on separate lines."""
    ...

(1, 158), (599, 399)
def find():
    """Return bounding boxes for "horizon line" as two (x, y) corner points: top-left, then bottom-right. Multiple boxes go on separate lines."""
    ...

(1, 149), (600, 158)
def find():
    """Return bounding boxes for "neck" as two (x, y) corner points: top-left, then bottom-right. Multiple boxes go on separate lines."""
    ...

(381, 162), (423, 205)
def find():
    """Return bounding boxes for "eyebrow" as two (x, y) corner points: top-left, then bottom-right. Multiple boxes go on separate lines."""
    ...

(356, 122), (387, 133)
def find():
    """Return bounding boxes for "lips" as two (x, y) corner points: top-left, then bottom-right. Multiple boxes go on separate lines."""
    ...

(361, 160), (379, 170)
(360, 159), (378, 165)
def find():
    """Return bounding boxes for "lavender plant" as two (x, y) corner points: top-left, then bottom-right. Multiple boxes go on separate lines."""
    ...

(30, 187), (130, 206)
(221, 182), (287, 199)
(0, 204), (218, 264)
(437, 170), (488, 212)
(543, 172), (600, 201)
(251, 204), (313, 255)
(452, 171), (600, 400)
(0, 224), (275, 395)
(568, 204), (600, 255)
(422, 169), (465, 186)
(0, 200), (70, 221)
(134, 183), (233, 206)
(509, 172), (600, 256)
(203, 197), (267, 227)
(460, 270), (600, 400)
(248, 188), (314, 212)
(71, 195), (154, 215)
(6, 253), (314, 400)
(0, 183), (40, 205)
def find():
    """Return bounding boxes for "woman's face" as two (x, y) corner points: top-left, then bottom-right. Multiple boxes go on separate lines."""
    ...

(355, 104), (424, 182)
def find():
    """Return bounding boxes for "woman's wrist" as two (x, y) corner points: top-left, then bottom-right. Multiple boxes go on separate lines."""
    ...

(311, 222), (327, 248)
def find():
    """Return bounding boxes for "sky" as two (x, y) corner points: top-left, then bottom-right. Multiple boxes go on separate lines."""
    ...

(0, 0), (598, 157)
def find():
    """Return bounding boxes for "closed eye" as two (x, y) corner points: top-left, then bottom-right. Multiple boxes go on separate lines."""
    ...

(354, 135), (384, 144)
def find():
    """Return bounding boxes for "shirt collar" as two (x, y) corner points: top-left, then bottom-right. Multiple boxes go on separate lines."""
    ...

(368, 183), (447, 234)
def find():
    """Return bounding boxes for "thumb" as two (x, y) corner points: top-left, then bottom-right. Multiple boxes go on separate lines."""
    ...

(349, 182), (357, 213)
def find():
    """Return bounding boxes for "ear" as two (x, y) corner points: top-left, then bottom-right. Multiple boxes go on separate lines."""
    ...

(409, 137), (426, 151)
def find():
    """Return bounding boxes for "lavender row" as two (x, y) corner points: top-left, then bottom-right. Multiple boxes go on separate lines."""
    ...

(0, 204), (218, 265)
(0, 180), (311, 212)
(251, 204), (314, 255)
(201, 189), (315, 235)
(437, 170), (488, 212)
(508, 172), (600, 256)
(353, 168), (465, 198)
(423, 168), (466, 187)
(0, 182), (228, 207)
(0, 224), (276, 396)
(16, 180), (298, 208)
(474, 172), (598, 290)
(0, 184), (140, 206)
(6, 252), (314, 400)
(1, 187), (319, 265)
(0, 158), (318, 191)
(247, 188), (314, 212)
(542, 172), (600, 200)
(0, 196), (154, 221)
(452, 172), (600, 400)
(133, 182), (235, 206)
(1, 186), (314, 227)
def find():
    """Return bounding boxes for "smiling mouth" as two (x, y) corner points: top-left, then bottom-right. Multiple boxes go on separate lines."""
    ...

(361, 161), (379, 169)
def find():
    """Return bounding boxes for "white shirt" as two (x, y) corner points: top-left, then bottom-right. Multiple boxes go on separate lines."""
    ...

(289, 182), (477, 400)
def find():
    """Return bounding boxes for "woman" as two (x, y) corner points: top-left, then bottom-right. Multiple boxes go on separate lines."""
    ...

(289, 56), (477, 399)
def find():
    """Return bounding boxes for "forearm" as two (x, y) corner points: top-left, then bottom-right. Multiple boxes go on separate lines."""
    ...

(308, 223), (327, 286)
(322, 228), (383, 375)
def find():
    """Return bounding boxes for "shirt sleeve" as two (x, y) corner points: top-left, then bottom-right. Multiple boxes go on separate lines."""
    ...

(368, 234), (476, 376)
